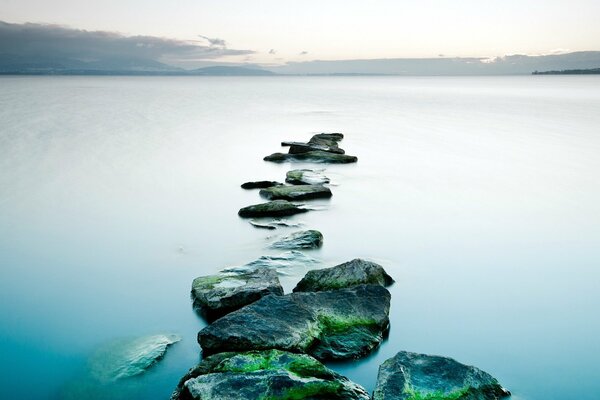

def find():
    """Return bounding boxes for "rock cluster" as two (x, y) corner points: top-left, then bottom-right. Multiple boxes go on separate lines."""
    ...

(264, 133), (358, 163)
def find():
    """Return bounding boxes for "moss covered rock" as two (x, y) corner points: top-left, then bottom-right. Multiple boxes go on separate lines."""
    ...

(238, 200), (308, 218)
(191, 269), (284, 322)
(264, 151), (358, 164)
(294, 259), (394, 292)
(198, 285), (390, 361)
(259, 184), (332, 201)
(171, 350), (370, 400)
(373, 351), (511, 400)
(285, 169), (330, 185)
(270, 230), (323, 250)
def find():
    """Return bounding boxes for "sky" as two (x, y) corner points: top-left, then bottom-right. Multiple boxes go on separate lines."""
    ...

(1, 0), (600, 67)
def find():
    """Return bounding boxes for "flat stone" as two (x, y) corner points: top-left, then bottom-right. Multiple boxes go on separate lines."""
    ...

(241, 181), (282, 189)
(170, 350), (370, 400)
(271, 230), (324, 249)
(373, 351), (511, 400)
(259, 184), (332, 201)
(282, 141), (345, 155)
(294, 258), (394, 292)
(249, 219), (303, 230)
(264, 150), (358, 164)
(221, 251), (322, 277)
(238, 200), (308, 218)
(198, 285), (391, 361)
(285, 169), (330, 185)
(192, 269), (284, 321)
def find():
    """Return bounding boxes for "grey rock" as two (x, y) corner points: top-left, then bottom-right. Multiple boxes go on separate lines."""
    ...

(259, 184), (332, 201)
(198, 285), (390, 361)
(238, 200), (308, 218)
(241, 181), (282, 189)
(222, 251), (322, 277)
(264, 150), (358, 164)
(294, 259), (394, 292)
(373, 351), (511, 400)
(191, 269), (284, 321)
(285, 169), (330, 185)
(271, 230), (323, 250)
(171, 350), (370, 400)
(249, 219), (303, 230)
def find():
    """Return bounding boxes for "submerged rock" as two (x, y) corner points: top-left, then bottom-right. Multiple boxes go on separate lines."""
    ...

(270, 230), (324, 249)
(264, 150), (358, 164)
(249, 218), (303, 230)
(89, 334), (181, 382)
(286, 169), (330, 185)
(222, 251), (321, 276)
(238, 200), (308, 218)
(171, 350), (370, 400)
(373, 351), (511, 400)
(198, 285), (390, 361)
(241, 181), (282, 189)
(191, 269), (284, 321)
(294, 259), (394, 292)
(259, 184), (332, 201)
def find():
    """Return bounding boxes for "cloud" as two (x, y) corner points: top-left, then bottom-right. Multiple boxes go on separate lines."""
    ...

(198, 34), (227, 48)
(0, 21), (254, 68)
(268, 49), (276, 55)
(299, 51), (308, 56)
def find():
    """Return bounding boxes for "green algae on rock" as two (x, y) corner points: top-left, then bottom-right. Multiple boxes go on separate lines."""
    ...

(270, 230), (323, 250)
(293, 258), (394, 292)
(373, 351), (511, 400)
(191, 268), (283, 322)
(238, 200), (308, 218)
(170, 350), (370, 400)
(198, 284), (390, 361)
(259, 184), (332, 201)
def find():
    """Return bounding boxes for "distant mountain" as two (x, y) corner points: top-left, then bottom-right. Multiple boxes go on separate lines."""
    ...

(532, 67), (600, 75)
(189, 66), (275, 76)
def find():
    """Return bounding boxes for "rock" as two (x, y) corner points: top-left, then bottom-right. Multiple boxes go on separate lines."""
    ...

(271, 230), (323, 250)
(264, 150), (358, 164)
(259, 184), (332, 201)
(249, 219), (303, 230)
(198, 285), (390, 361)
(294, 259), (394, 292)
(373, 351), (511, 400)
(282, 141), (345, 155)
(238, 200), (308, 218)
(241, 181), (282, 189)
(88, 334), (181, 382)
(285, 169), (330, 185)
(221, 251), (321, 276)
(191, 269), (284, 321)
(171, 350), (370, 400)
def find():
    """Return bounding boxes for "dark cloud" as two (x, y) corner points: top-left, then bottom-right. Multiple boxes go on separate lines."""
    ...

(0, 21), (254, 68)
(198, 34), (227, 48)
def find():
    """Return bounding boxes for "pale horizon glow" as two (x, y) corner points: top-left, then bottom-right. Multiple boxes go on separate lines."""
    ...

(1, 0), (600, 65)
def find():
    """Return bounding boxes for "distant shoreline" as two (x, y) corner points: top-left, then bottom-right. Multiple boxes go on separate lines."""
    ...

(532, 67), (600, 75)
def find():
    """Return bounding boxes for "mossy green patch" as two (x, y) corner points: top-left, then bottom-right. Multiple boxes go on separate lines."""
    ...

(317, 314), (379, 335)
(404, 383), (471, 400)
(266, 381), (344, 400)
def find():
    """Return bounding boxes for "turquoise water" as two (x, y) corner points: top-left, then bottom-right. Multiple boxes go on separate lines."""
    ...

(0, 75), (599, 399)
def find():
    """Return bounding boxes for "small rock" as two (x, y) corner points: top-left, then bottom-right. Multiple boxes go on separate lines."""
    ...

(170, 350), (370, 400)
(191, 269), (283, 321)
(259, 184), (332, 201)
(373, 351), (511, 400)
(222, 251), (321, 276)
(241, 181), (282, 189)
(264, 150), (358, 163)
(238, 200), (308, 218)
(271, 230), (323, 249)
(198, 285), (391, 361)
(294, 259), (394, 292)
(249, 219), (303, 230)
(286, 169), (330, 185)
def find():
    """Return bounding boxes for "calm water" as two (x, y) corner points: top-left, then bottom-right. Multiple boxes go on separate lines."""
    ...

(1, 76), (599, 399)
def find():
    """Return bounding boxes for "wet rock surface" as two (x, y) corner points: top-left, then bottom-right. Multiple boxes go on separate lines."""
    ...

(270, 230), (324, 249)
(171, 350), (370, 400)
(266, 133), (357, 163)
(294, 258), (394, 292)
(198, 284), (391, 361)
(222, 251), (322, 277)
(238, 200), (308, 218)
(285, 169), (330, 185)
(191, 269), (284, 321)
(259, 184), (332, 201)
(249, 218), (303, 230)
(264, 150), (358, 163)
(241, 181), (282, 189)
(373, 351), (511, 400)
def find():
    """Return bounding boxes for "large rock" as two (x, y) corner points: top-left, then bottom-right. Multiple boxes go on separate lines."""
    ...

(238, 200), (308, 218)
(259, 184), (332, 201)
(264, 150), (358, 164)
(294, 259), (394, 292)
(222, 251), (322, 277)
(241, 181), (282, 189)
(191, 269), (284, 321)
(198, 285), (390, 361)
(282, 132), (346, 155)
(271, 230), (323, 249)
(89, 334), (181, 382)
(286, 169), (330, 185)
(171, 350), (370, 400)
(373, 351), (511, 400)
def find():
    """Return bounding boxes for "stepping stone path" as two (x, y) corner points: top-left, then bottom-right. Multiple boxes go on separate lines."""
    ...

(172, 132), (510, 399)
